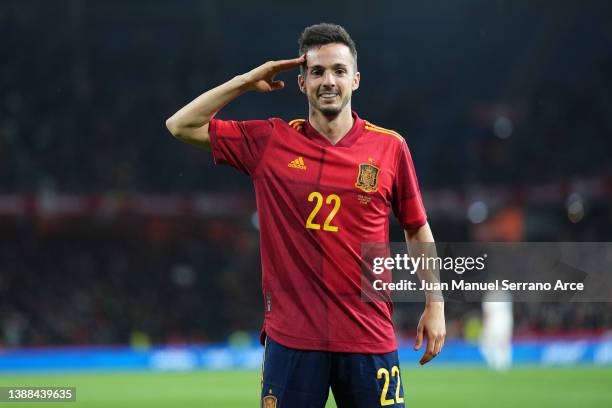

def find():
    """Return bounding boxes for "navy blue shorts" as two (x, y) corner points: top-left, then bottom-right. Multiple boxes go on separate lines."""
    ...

(260, 337), (406, 408)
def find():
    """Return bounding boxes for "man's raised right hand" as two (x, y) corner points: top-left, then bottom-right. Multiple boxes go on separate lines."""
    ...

(240, 55), (306, 93)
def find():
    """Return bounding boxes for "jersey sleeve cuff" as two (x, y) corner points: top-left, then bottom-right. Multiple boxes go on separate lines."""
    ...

(207, 119), (225, 165)
(399, 216), (428, 231)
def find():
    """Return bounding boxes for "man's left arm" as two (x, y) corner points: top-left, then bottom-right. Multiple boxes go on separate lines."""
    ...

(405, 222), (446, 365)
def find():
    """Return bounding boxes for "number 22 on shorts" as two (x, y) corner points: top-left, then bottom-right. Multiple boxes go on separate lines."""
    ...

(377, 365), (404, 406)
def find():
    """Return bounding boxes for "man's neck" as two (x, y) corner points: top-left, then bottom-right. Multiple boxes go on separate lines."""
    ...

(308, 107), (354, 145)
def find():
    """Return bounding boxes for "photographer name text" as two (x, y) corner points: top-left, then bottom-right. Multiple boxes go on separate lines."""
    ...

(372, 279), (584, 292)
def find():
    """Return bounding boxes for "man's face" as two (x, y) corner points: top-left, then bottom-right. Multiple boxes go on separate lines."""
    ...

(298, 43), (360, 117)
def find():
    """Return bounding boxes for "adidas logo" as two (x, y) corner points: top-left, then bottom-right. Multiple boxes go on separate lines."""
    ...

(288, 156), (307, 170)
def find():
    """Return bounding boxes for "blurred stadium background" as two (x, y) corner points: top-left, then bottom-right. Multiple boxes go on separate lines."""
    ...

(1, 0), (611, 407)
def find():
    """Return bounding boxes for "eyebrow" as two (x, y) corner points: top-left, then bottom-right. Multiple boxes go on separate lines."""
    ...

(307, 63), (349, 70)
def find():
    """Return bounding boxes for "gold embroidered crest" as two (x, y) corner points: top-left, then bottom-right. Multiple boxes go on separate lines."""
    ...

(355, 163), (380, 193)
(262, 390), (277, 408)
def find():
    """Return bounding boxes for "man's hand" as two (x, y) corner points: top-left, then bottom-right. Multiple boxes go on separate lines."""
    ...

(240, 55), (305, 93)
(414, 302), (446, 365)
(166, 54), (305, 149)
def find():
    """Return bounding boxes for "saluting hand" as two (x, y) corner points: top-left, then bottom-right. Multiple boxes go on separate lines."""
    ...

(240, 55), (306, 93)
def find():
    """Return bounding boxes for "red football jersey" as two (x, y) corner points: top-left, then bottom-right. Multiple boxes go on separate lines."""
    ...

(209, 111), (427, 353)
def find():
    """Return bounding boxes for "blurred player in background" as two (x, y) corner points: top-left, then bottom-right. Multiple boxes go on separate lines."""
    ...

(166, 23), (445, 407)
(481, 290), (513, 371)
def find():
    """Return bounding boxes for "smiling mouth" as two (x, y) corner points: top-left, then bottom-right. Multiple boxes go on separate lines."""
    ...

(319, 93), (339, 100)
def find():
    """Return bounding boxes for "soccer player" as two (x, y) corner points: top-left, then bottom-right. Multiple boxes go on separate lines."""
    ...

(166, 23), (445, 408)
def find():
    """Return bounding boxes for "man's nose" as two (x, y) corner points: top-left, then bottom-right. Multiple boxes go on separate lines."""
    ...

(322, 71), (336, 87)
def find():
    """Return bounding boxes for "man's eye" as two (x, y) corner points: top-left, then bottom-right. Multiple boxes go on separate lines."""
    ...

(335, 69), (346, 75)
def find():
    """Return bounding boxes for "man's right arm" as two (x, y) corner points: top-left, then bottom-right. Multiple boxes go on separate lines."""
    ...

(165, 56), (305, 151)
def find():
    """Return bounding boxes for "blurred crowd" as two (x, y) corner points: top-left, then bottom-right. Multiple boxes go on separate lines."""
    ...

(1, 208), (611, 348)
(0, 217), (262, 347)
(1, 1), (611, 193)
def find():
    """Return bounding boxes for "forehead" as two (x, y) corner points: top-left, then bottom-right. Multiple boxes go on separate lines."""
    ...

(305, 43), (354, 67)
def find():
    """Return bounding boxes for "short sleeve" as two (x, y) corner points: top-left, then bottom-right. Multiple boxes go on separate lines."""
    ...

(391, 141), (427, 230)
(208, 118), (275, 175)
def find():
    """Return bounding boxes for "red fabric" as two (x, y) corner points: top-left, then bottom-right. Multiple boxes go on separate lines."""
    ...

(209, 112), (427, 353)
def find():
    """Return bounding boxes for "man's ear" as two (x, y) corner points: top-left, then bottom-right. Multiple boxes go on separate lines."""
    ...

(352, 71), (361, 91)
(298, 74), (306, 93)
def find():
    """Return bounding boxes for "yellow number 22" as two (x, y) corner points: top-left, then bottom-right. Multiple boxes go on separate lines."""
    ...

(305, 192), (341, 232)
(377, 366), (404, 406)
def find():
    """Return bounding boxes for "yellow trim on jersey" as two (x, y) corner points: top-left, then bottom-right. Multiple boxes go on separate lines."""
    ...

(289, 119), (305, 133)
(364, 121), (402, 137)
(364, 121), (404, 141)
(288, 119), (305, 128)
(261, 337), (267, 391)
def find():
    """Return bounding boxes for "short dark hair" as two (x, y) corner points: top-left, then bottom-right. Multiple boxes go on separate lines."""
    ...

(298, 23), (358, 73)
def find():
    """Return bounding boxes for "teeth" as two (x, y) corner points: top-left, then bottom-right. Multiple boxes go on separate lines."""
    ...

(320, 93), (337, 97)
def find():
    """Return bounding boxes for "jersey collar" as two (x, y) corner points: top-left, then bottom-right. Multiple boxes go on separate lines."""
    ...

(303, 111), (364, 148)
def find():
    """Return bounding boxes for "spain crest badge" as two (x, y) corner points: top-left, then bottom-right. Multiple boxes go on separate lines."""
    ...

(355, 163), (380, 193)
(262, 390), (277, 408)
